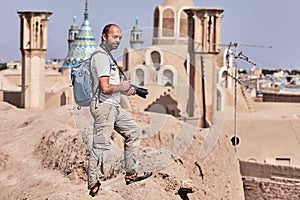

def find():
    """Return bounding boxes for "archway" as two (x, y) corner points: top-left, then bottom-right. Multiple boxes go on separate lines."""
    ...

(150, 51), (161, 70)
(163, 69), (174, 86)
(136, 68), (145, 86)
(60, 92), (66, 106)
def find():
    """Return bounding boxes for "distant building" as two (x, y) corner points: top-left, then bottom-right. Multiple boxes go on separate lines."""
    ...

(67, 16), (80, 53)
(130, 17), (144, 49)
(123, 0), (233, 128)
(6, 61), (21, 70)
(0, 0), (99, 109)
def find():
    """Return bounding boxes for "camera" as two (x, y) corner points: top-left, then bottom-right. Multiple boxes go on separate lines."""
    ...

(130, 84), (148, 99)
(122, 77), (148, 99)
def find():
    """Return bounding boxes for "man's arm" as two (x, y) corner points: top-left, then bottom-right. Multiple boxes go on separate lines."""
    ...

(99, 76), (133, 94)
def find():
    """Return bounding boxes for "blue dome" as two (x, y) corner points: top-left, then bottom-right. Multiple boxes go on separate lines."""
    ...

(63, 0), (97, 68)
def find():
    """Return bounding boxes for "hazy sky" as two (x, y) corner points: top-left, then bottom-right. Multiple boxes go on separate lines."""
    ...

(1, 0), (299, 70)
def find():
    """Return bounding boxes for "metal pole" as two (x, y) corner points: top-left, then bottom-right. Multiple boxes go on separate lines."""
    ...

(234, 61), (238, 152)
(234, 45), (238, 153)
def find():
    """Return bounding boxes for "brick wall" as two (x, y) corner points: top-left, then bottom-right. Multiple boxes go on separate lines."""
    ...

(240, 161), (300, 200)
(262, 92), (300, 102)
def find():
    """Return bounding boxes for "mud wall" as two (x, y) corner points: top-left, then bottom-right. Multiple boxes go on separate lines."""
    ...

(240, 161), (300, 200)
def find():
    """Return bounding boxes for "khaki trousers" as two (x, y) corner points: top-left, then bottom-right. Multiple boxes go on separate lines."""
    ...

(88, 100), (141, 189)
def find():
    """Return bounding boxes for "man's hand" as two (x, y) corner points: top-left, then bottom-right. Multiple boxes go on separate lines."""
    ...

(119, 80), (131, 92)
(120, 80), (136, 96)
(124, 87), (136, 96)
(100, 77), (132, 94)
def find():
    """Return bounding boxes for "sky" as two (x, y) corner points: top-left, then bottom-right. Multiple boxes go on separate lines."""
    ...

(0, 0), (300, 70)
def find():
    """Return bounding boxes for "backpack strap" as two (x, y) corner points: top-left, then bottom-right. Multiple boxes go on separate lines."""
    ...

(89, 49), (103, 94)
(99, 43), (128, 81)
(90, 50), (103, 60)
(89, 50), (103, 108)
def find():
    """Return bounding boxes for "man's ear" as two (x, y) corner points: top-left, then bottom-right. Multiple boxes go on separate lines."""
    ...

(102, 33), (107, 41)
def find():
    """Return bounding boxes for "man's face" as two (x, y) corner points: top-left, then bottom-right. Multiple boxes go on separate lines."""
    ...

(104, 26), (122, 50)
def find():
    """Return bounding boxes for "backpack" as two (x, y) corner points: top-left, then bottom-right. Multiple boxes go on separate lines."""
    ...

(71, 51), (101, 109)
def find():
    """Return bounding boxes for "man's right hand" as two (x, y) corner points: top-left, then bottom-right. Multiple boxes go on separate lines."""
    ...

(119, 80), (131, 92)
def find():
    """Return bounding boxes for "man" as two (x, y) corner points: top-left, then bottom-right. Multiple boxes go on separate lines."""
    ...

(88, 24), (151, 197)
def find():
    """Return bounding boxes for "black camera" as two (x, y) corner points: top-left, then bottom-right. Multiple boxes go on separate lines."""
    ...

(130, 84), (148, 99)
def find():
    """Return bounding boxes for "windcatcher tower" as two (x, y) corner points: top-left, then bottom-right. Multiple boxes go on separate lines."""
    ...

(184, 8), (224, 126)
(18, 11), (52, 109)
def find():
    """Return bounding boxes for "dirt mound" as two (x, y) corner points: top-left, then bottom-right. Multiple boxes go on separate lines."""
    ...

(0, 102), (245, 199)
(0, 152), (9, 171)
(35, 128), (90, 182)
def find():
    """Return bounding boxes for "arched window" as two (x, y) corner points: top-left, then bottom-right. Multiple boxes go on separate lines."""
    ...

(217, 89), (221, 111)
(136, 69), (145, 86)
(124, 52), (129, 71)
(150, 51), (161, 70)
(222, 70), (228, 88)
(163, 69), (173, 86)
(60, 92), (66, 106)
(162, 8), (174, 37)
(179, 11), (188, 37)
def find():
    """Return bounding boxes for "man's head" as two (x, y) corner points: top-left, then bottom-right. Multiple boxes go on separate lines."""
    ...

(101, 24), (122, 51)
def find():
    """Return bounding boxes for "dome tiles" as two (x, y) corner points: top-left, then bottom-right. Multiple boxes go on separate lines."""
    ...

(63, 1), (97, 68)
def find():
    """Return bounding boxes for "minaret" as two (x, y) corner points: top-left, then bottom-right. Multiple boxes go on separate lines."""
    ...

(18, 11), (52, 109)
(130, 17), (143, 49)
(68, 16), (79, 52)
(63, 0), (97, 69)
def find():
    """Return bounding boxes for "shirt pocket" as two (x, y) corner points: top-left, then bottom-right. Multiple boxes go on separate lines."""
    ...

(109, 64), (120, 85)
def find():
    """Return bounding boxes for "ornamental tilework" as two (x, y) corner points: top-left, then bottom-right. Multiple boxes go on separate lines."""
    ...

(63, 1), (97, 68)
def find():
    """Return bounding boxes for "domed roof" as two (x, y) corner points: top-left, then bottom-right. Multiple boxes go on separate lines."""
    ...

(162, 0), (195, 9)
(63, 0), (97, 68)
